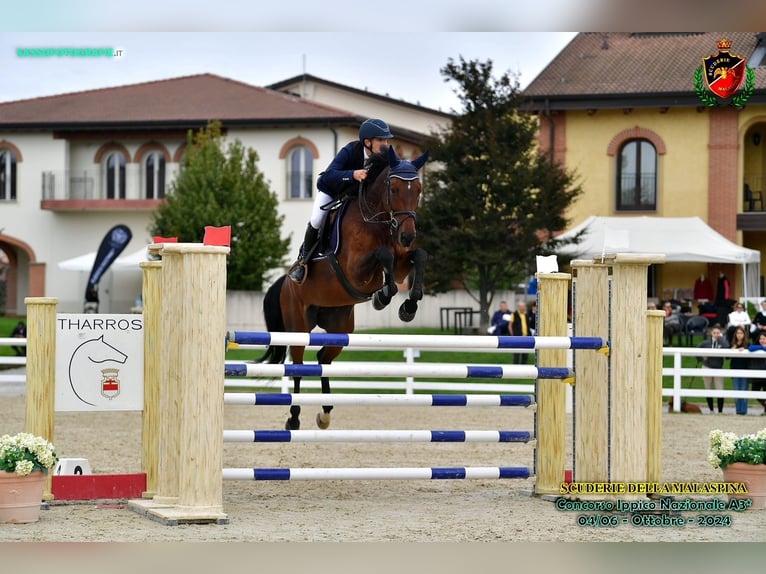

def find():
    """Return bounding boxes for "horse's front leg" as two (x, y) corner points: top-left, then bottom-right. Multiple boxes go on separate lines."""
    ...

(399, 248), (427, 322)
(286, 377), (301, 430)
(371, 247), (396, 311)
(315, 345), (344, 429)
(285, 346), (305, 430)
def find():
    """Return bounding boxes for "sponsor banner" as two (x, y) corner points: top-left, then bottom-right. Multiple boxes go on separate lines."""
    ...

(55, 314), (144, 412)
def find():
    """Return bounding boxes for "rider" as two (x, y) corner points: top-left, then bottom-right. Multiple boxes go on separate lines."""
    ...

(287, 118), (393, 284)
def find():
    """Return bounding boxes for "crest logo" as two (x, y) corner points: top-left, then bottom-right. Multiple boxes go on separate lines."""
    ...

(695, 38), (755, 108)
(100, 367), (121, 400)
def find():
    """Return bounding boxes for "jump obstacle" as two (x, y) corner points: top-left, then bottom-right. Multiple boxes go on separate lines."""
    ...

(24, 243), (665, 525)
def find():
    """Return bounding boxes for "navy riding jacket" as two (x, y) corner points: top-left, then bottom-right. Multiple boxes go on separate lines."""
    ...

(317, 141), (367, 198)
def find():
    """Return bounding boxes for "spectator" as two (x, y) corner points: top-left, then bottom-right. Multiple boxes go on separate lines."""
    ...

(747, 331), (766, 416)
(751, 300), (766, 343)
(527, 301), (537, 336)
(489, 301), (511, 336)
(10, 320), (26, 357)
(697, 324), (727, 413)
(729, 325), (751, 415)
(663, 301), (682, 346)
(510, 300), (534, 365)
(726, 302), (752, 342)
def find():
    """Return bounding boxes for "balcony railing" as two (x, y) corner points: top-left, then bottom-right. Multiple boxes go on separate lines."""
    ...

(42, 170), (118, 200)
(41, 169), (167, 201)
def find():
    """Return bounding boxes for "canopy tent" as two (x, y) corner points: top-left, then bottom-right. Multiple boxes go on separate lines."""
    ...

(57, 246), (149, 272)
(554, 216), (761, 299)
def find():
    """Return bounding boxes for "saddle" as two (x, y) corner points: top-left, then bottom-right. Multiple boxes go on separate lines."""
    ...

(308, 195), (354, 263)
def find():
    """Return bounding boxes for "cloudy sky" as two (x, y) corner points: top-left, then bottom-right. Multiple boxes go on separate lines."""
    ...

(4, 0), (757, 113)
(0, 32), (577, 113)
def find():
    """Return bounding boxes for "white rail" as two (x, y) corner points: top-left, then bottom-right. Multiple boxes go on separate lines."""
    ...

(4, 338), (766, 413)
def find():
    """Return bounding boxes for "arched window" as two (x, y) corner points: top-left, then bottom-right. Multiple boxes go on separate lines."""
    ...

(617, 139), (657, 211)
(0, 149), (17, 201)
(145, 151), (166, 199)
(105, 151), (126, 199)
(288, 145), (313, 199)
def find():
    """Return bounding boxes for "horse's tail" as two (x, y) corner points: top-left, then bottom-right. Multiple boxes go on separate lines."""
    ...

(256, 274), (288, 364)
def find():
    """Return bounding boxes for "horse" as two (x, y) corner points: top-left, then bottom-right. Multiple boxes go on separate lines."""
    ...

(258, 145), (429, 430)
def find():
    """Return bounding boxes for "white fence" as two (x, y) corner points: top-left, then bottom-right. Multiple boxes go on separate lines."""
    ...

(4, 335), (766, 412)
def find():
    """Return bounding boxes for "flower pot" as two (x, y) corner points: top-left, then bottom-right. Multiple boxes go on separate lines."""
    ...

(0, 470), (46, 523)
(722, 462), (766, 510)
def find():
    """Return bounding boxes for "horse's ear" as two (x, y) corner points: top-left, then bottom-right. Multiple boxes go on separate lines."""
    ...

(387, 145), (401, 168)
(411, 150), (429, 171)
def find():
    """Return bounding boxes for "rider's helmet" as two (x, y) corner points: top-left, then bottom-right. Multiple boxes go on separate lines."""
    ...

(359, 118), (393, 142)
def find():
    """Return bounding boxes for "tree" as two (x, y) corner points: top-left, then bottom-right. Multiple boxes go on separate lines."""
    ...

(417, 58), (582, 328)
(149, 121), (290, 291)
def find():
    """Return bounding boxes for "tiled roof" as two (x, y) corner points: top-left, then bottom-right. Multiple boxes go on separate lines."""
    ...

(0, 73), (356, 127)
(524, 32), (766, 99)
(268, 74), (453, 117)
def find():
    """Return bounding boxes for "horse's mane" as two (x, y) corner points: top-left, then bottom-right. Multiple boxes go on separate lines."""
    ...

(365, 151), (389, 185)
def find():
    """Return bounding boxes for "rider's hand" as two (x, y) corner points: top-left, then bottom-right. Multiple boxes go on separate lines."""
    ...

(353, 169), (368, 182)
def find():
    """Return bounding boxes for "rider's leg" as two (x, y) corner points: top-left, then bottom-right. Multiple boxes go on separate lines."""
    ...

(288, 191), (333, 284)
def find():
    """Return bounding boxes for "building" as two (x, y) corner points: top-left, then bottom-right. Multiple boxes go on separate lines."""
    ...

(0, 73), (448, 315)
(523, 32), (766, 302)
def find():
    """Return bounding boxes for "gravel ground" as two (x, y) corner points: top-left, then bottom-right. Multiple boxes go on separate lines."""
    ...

(2, 384), (765, 543)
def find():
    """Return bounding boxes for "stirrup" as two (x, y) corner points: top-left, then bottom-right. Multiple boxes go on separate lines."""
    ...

(288, 260), (308, 284)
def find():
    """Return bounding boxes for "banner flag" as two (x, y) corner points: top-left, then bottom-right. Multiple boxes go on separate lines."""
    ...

(84, 224), (132, 311)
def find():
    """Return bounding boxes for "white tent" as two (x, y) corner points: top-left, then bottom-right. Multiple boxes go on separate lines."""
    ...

(57, 246), (148, 272)
(554, 216), (761, 299)
(113, 246), (151, 269)
(57, 251), (98, 271)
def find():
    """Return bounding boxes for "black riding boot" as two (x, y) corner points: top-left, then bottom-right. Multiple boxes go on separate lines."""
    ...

(717, 398), (724, 413)
(706, 397), (714, 412)
(288, 224), (319, 284)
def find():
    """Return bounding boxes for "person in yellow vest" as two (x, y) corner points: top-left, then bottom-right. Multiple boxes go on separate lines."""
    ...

(510, 300), (533, 365)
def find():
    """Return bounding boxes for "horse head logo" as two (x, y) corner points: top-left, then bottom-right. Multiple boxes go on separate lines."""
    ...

(68, 335), (128, 406)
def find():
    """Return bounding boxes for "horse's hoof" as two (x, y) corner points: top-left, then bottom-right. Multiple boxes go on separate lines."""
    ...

(285, 418), (300, 430)
(316, 412), (331, 429)
(398, 300), (417, 322)
(372, 291), (390, 310)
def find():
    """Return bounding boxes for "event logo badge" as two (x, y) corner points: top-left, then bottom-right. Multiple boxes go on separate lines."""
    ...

(100, 367), (121, 400)
(695, 38), (755, 108)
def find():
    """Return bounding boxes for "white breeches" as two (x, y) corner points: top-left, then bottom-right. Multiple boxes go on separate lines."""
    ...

(309, 191), (334, 230)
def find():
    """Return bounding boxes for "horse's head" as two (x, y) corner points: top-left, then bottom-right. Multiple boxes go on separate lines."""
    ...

(385, 146), (429, 248)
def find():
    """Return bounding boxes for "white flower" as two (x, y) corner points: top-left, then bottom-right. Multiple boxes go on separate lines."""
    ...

(0, 432), (58, 477)
(15, 460), (34, 475)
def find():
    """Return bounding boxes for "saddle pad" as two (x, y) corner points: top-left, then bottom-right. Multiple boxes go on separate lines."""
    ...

(311, 200), (350, 261)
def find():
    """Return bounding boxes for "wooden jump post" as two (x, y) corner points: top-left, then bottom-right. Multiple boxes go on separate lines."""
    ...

(23, 296), (59, 501)
(129, 241), (230, 525)
(572, 254), (665, 487)
(534, 272), (569, 495)
(139, 261), (162, 499)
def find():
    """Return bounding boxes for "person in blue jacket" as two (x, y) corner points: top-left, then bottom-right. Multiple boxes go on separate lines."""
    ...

(288, 118), (393, 284)
(489, 301), (512, 336)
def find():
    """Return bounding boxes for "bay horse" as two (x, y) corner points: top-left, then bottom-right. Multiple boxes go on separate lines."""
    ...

(258, 145), (429, 430)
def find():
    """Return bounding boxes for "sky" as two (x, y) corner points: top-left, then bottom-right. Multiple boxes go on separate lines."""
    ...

(2, 0), (762, 112)
(0, 32), (578, 113)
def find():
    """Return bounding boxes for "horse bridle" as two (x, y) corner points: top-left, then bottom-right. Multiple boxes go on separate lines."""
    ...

(359, 173), (419, 237)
